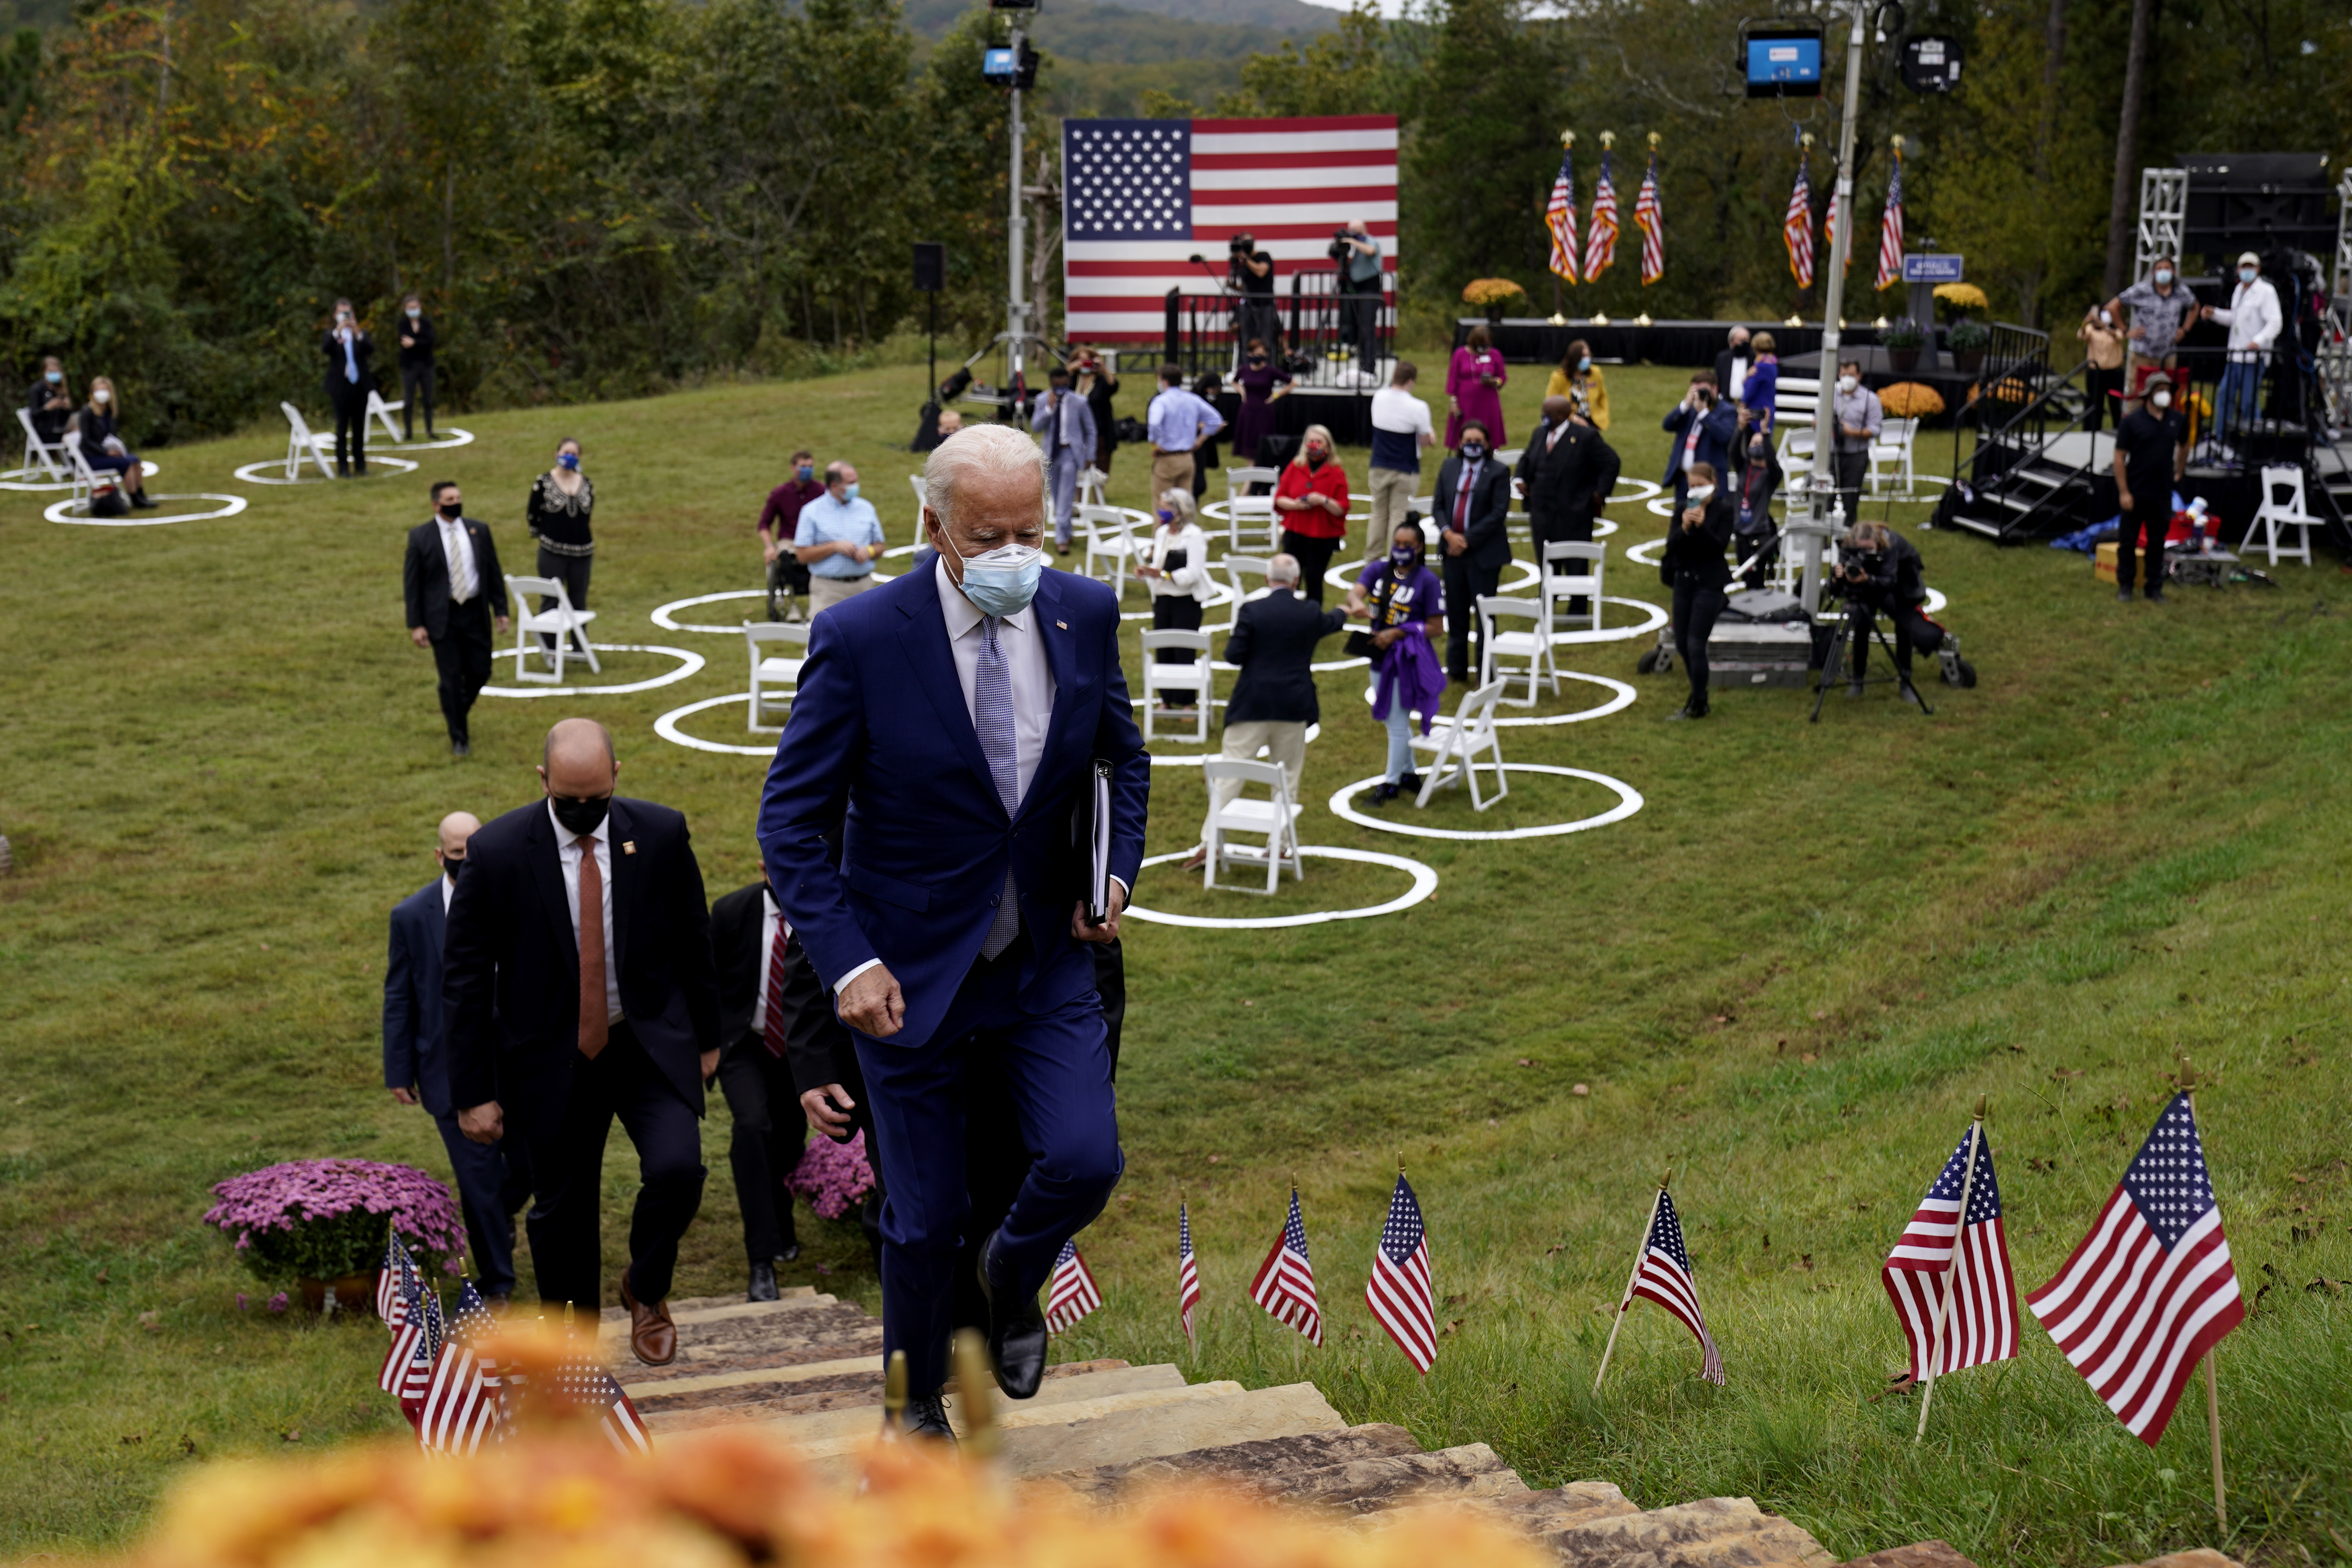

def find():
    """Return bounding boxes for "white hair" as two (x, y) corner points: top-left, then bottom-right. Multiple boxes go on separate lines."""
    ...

(1266, 552), (1301, 585)
(924, 422), (1047, 532)
(1157, 486), (1196, 522)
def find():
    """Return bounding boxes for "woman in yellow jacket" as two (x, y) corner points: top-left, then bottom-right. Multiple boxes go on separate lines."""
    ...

(1543, 339), (1610, 430)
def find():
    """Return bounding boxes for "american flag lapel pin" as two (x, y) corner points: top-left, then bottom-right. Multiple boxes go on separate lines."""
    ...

(622, 841), (637, 855)
(1056, 619), (1068, 630)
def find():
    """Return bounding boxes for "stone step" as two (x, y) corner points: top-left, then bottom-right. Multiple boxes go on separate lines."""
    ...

(1538, 1495), (1834, 1568)
(1277, 1442), (1532, 1514)
(762, 1365), (1213, 1456)
(641, 1358), (1134, 1434)
(1835, 1544), (1979, 1568)
(596, 1290), (831, 1340)
(608, 1301), (865, 1358)
(978, 1380), (1347, 1479)
(1028, 1423), (1429, 1504)
(1466, 1481), (1644, 1544)
(609, 1306), (885, 1384)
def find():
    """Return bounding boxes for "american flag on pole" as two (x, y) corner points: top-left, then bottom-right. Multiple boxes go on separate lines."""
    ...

(417, 1282), (507, 1456)
(1062, 115), (1398, 341)
(2027, 1093), (2244, 1444)
(377, 1231), (417, 1330)
(1874, 155), (1906, 291)
(1629, 1191), (1725, 1385)
(1545, 142), (1580, 284)
(1176, 1200), (1203, 1344)
(1365, 1173), (1435, 1374)
(1583, 148), (1620, 284)
(1249, 1185), (1322, 1346)
(379, 1252), (429, 1394)
(1783, 155), (1816, 288)
(1633, 151), (1665, 286)
(386, 1273), (444, 1426)
(1045, 1240), (1103, 1333)
(550, 1337), (652, 1455)
(1882, 1122), (2018, 1379)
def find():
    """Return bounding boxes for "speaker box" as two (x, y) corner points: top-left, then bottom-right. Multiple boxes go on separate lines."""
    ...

(912, 242), (945, 294)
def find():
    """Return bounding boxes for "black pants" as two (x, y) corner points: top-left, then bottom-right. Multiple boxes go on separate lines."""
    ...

(535, 545), (592, 651)
(1280, 530), (1340, 606)
(400, 362), (436, 440)
(1832, 447), (1868, 527)
(328, 385), (368, 474)
(428, 598), (493, 746)
(1151, 593), (1203, 694)
(1672, 577), (1727, 711)
(430, 1111), (533, 1297)
(766, 551), (809, 619)
(1734, 528), (1780, 592)
(519, 1021), (706, 1309)
(2118, 499), (2169, 593)
(2084, 365), (2123, 432)
(716, 1031), (803, 1264)
(1849, 598), (1946, 679)
(1442, 552), (1503, 682)
(1341, 284), (1379, 351)
(1238, 297), (1280, 357)
(1535, 510), (1597, 613)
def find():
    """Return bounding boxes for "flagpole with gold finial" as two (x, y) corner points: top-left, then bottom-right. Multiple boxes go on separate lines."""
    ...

(1593, 1167), (1669, 1392)
(1591, 132), (1615, 326)
(1635, 131), (1660, 326)
(1550, 131), (1574, 325)
(2182, 1056), (2226, 1530)
(1915, 1095), (1988, 1441)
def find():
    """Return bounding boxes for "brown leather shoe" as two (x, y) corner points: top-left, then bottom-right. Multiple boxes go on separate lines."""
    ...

(617, 1269), (676, 1366)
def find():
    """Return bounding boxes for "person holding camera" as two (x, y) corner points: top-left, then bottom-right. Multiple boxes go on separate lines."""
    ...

(1660, 371), (1736, 510)
(1834, 520), (1958, 696)
(1332, 221), (1382, 358)
(320, 297), (377, 477)
(2077, 303), (2127, 433)
(1659, 461), (1734, 721)
(1445, 324), (1507, 450)
(1229, 233), (1280, 358)
(1730, 426), (1782, 592)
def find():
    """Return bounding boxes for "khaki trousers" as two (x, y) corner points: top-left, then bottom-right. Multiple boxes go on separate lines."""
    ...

(1150, 449), (1195, 502)
(1366, 466), (1419, 558)
(1200, 719), (1308, 849)
(808, 573), (876, 617)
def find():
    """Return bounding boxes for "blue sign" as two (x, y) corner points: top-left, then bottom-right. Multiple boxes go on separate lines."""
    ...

(1746, 36), (1821, 87)
(981, 46), (1019, 81)
(1902, 253), (1966, 284)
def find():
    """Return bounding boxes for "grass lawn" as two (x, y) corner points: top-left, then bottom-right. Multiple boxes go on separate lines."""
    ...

(1, 351), (2346, 1564)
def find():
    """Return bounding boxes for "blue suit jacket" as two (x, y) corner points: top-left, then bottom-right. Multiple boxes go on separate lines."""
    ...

(384, 879), (454, 1116)
(1660, 398), (1740, 488)
(757, 563), (1149, 1049)
(1030, 388), (1098, 469)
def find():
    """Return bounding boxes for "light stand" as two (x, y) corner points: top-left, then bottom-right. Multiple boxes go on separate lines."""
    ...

(976, 1), (1052, 420)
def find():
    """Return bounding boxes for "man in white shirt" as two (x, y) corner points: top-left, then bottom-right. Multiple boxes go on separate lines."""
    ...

(403, 481), (510, 757)
(1366, 360), (1436, 558)
(2203, 251), (2283, 442)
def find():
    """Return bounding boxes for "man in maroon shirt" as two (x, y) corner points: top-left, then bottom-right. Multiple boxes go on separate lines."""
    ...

(758, 449), (822, 621)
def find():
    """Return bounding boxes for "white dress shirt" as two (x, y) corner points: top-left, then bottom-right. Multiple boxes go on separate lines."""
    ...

(751, 890), (783, 1036)
(441, 873), (455, 915)
(437, 515), (478, 603)
(934, 555), (1054, 804)
(549, 800), (623, 1025)
(2210, 277), (2282, 360)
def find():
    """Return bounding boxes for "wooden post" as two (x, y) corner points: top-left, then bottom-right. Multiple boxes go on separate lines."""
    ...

(2182, 1056), (2226, 1531)
(1915, 1096), (1987, 1440)
(1594, 1168), (1670, 1393)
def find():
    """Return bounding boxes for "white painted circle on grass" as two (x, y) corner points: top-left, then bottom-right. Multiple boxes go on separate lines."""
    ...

(1122, 844), (1438, 929)
(371, 428), (476, 451)
(1605, 478), (1662, 505)
(480, 643), (706, 699)
(1646, 496), (1678, 517)
(1361, 671), (1636, 727)
(234, 455), (419, 485)
(44, 493), (248, 527)
(652, 692), (780, 756)
(1320, 558), (1539, 597)
(2, 459), (158, 493)
(1327, 765), (1644, 841)
(1624, 538), (1664, 566)
(650, 581), (894, 634)
(1549, 595), (1670, 645)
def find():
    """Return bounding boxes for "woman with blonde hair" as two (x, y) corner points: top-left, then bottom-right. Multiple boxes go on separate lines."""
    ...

(1134, 486), (1213, 711)
(73, 376), (156, 510)
(1271, 421), (1349, 603)
(1543, 338), (1611, 429)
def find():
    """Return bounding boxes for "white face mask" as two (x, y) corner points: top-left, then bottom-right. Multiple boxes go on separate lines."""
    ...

(93, 388), (111, 404)
(2239, 268), (2257, 284)
(1686, 485), (1715, 504)
(2152, 391), (2172, 410)
(2153, 269), (2174, 286)
(1837, 375), (1858, 395)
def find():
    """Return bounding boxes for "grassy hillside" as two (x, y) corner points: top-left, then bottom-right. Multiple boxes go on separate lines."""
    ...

(0, 355), (2345, 1563)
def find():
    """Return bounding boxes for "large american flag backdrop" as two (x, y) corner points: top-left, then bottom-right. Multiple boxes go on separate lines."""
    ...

(1062, 115), (1399, 342)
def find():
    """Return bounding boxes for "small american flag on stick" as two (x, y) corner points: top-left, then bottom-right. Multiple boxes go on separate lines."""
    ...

(549, 1335), (652, 1455)
(1365, 1171), (1435, 1374)
(1045, 1240), (1103, 1334)
(1596, 1174), (1723, 1388)
(1882, 1111), (2017, 1389)
(1176, 1198), (1203, 1344)
(378, 1251), (428, 1395)
(377, 1230), (417, 1332)
(390, 1274), (444, 1427)
(417, 1281), (506, 1455)
(1249, 1184), (1321, 1347)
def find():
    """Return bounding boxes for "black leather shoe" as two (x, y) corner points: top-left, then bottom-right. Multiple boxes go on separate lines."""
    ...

(747, 1261), (779, 1302)
(779, 1242), (801, 1263)
(889, 1392), (956, 1444)
(975, 1231), (1047, 1400)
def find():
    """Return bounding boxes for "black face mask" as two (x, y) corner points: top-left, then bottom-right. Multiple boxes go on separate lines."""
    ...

(437, 501), (462, 520)
(549, 793), (611, 835)
(441, 854), (465, 880)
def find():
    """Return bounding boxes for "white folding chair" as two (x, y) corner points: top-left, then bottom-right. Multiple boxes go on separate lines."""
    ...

(1223, 554), (1273, 605)
(1223, 465), (1279, 551)
(16, 408), (71, 483)
(1867, 417), (1917, 495)
(1138, 630), (1212, 743)
(743, 621), (810, 732)
(1775, 375), (1821, 430)
(2243, 465), (2319, 568)
(366, 388), (406, 443)
(1777, 426), (1817, 481)
(279, 402), (336, 480)
(1478, 594), (1557, 707)
(1411, 679), (1509, 810)
(1076, 465), (1109, 510)
(1200, 757), (1302, 895)
(1077, 503), (1144, 592)
(67, 440), (120, 511)
(1496, 446), (1525, 469)
(1542, 540), (1607, 635)
(505, 573), (601, 683)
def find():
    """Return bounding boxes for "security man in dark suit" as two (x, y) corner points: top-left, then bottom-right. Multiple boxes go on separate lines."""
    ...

(383, 810), (533, 1303)
(405, 480), (509, 758)
(710, 874), (805, 1302)
(1431, 417), (1514, 683)
(1518, 393), (1622, 616)
(444, 718), (721, 1366)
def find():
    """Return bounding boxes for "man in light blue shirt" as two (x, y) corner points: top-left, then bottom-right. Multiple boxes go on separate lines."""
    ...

(1146, 364), (1225, 501)
(793, 461), (886, 617)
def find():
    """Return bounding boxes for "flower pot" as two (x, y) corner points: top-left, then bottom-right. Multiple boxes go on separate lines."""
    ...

(297, 1270), (381, 1316)
(1951, 348), (1985, 373)
(1887, 348), (1922, 374)
(1484, 305), (1506, 326)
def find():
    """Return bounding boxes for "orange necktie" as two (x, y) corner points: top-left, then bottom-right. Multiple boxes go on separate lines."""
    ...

(577, 839), (609, 1059)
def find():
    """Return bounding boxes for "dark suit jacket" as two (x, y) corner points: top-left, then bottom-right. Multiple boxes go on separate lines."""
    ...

(404, 516), (508, 640)
(443, 798), (721, 1123)
(1517, 418), (1622, 528)
(1660, 398), (1739, 489)
(1431, 454), (1513, 570)
(1713, 348), (1752, 404)
(1223, 589), (1345, 725)
(384, 878), (457, 1116)
(399, 315), (437, 368)
(1663, 493), (1738, 591)
(322, 330), (377, 400)
(710, 881), (771, 1046)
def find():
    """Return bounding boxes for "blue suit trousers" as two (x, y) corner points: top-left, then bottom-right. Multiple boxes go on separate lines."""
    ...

(1047, 450), (1083, 547)
(430, 1111), (533, 1297)
(856, 946), (1122, 1397)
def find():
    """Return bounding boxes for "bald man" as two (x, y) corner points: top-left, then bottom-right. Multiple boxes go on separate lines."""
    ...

(442, 719), (720, 1363)
(384, 811), (532, 1304)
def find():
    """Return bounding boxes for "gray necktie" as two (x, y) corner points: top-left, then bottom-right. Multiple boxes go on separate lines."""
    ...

(974, 616), (1022, 960)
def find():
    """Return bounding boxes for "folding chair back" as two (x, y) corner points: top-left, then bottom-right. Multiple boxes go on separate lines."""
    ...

(506, 573), (601, 685)
(67, 439), (115, 510)
(16, 407), (69, 483)
(1138, 629), (1213, 743)
(281, 402), (335, 480)
(1868, 417), (1917, 495)
(1223, 554), (1273, 603)
(366, 389), (405, 443)
(1077, 465), (1109, 510)
(1775, 375), (1821, 429)
(1200, 757), (1301, 895)
(743, 621), (811, 732)
(1541, 540), (1606, 634)
(1412, 678), (1509, 809)
(1223, 465), (1279, 551)
(1077, 503), (1141, 591)
(1477, 594), (1557, 707)
(2244, 463), (2318, 567)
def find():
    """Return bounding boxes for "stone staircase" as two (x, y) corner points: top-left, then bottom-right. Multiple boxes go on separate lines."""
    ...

(599, 1288), (1851, 1568)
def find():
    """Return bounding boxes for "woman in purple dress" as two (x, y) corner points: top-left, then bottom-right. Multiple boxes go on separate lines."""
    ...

(1445, 324), (1508, 450)
(1344, 523), (1448, 804)
(1230, 337), (1291, 462)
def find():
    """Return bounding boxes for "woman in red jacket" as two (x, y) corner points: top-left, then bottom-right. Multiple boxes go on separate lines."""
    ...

(1272, 423), (1350, 605)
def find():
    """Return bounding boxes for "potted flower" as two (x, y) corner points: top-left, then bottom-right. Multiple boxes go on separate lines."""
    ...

(788, 1131), (876, 1220)
(205, 1159), (465, 1314)
(1882, 317), (1926, 374)
(1461, 277), (1527, 325)
(1946, 317), (1991, 373)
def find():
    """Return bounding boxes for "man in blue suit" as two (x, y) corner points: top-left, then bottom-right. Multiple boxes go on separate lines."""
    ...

(1660, 370), (1739, 510)
(1029, 366), (1098, 555)
(383, 811), (532, 1302)
(759, 423), (1147, 1442)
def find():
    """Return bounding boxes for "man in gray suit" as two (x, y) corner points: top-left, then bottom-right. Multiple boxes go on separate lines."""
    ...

(1030, 366), (1098, 555)
(383, 810), (532, 1302)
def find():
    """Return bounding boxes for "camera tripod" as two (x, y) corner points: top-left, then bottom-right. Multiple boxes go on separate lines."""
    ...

(1808, 589), (1933, 722)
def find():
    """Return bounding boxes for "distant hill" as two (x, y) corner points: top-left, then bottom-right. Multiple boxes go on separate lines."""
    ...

(903, 0), (1335, 115)
(1075, 0), (1336, 33)
(900, 0), (1334, 39)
